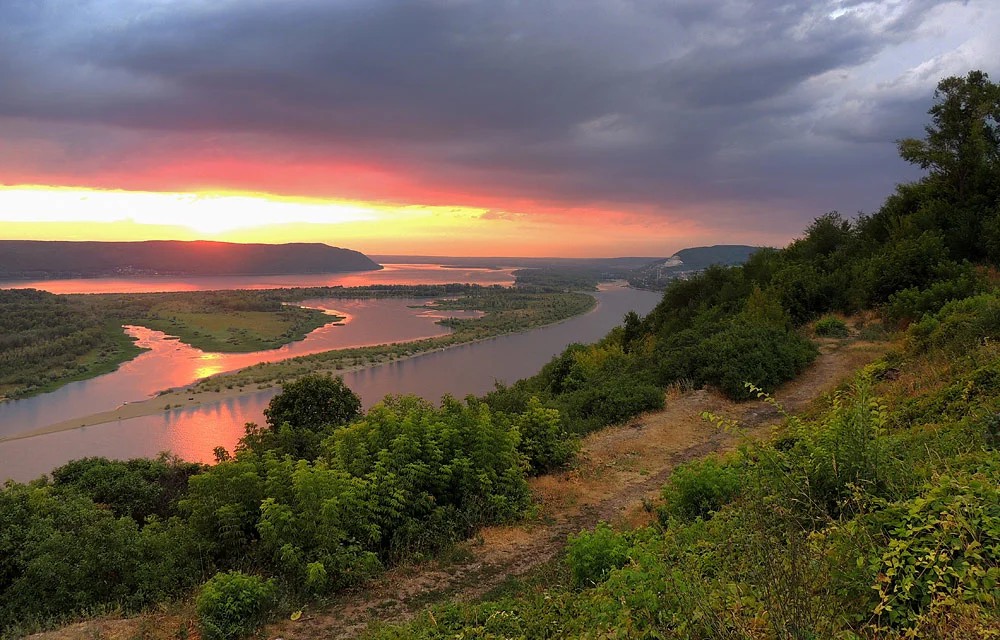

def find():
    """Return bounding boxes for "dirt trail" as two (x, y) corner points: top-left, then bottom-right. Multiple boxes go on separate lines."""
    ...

(30, 338), (885, 640)
(267, 338), (885, 640)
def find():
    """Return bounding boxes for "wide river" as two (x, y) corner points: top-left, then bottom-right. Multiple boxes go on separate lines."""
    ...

(0, 267), (660, 482)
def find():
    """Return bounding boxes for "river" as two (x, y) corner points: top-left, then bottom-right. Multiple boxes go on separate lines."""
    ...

(0, 279), (660, 482)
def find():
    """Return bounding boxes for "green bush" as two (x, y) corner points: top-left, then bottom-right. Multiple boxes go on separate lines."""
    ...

(866, 470), (1000, 631)
(693, 321), (818, 400)
(814, 315), (849, 338)
(196, 571), (277, 640)
(513, 397), (578, 473)
(566, 523), (631, 588)
(659, 456), (741, 522)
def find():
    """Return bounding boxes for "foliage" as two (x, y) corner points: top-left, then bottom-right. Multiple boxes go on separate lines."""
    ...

(814, 315), (850, 338)
(196, 571), (276, 640)
(50, 454), (205, 523)
(511, 397), (577, 474)
(237, 374), (363, 458)
(0, 288), (144, 399)
(866, 470), (1000, 631)
(264, 374), (361, 432)
(0, 482), (202, 631)
(566, 523), (631, 588)
(659, 455), (742, 522)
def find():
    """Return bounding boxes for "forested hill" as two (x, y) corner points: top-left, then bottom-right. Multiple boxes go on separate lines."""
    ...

(629, 244), (761, 289)
(0, 240), (381, 279)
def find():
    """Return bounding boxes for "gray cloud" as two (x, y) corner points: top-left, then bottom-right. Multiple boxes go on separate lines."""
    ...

(0, 0), (995, 235)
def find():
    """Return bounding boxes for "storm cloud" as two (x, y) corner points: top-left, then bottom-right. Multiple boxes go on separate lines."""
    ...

(1, 0), (997, 244)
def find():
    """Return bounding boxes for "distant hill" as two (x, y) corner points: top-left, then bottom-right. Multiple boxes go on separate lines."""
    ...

(370, 255), (662, 270)
(628, 244), (761, 289)
(0, 240), (381, 280)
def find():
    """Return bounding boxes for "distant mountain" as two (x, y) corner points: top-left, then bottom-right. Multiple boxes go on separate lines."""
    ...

(628, 245), (762, 290)
(0, 240), (381, 280)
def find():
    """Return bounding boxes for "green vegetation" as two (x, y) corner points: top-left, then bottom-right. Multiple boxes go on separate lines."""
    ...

(0, 376), (556, 635)
(360, 68), (1000, 640)
(814, 315), (850, 337)
(366, 343), (1000, 638)
(0, 289), (145, 400)
(0, 285), (594, 399)
(187, 290), (595, 393)
(1, 70), (998, 638)
(196, 571), (276, 640)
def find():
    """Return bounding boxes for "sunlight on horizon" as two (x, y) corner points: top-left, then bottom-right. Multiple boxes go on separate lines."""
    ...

(0, 185), (381, 235)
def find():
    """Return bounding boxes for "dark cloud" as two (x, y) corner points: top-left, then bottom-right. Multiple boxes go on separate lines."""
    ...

(0, 0), (993, 234)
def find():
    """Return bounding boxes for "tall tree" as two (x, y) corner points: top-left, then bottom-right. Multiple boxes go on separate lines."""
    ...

(897, 70), (1000, 259)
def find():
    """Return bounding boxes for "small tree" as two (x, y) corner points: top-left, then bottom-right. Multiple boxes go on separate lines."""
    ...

(248, 374), (363, 459)
(196, 571), (276, 640)
(264, 374), (361, 432)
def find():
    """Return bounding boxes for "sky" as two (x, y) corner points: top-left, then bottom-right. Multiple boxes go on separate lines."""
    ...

(0, 0), (997, 257)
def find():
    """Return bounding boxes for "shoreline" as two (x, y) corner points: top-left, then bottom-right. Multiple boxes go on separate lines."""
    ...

(0, 292), (604, 444)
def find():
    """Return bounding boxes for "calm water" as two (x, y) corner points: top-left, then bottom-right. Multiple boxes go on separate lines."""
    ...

(0, 284), (660, 481)
(0, 297), (480, 438)
(0, 263), (515, 294)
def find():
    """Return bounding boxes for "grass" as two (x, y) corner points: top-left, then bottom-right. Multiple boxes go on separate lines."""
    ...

(139, 307), (337, 353)
(188, 291), (596, 393)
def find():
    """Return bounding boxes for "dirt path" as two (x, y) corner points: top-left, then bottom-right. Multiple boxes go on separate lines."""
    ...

(267, 338), (885, 640)
(30, 338), (886, 640)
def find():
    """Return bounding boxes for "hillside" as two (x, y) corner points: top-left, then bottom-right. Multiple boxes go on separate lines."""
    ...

(628, 244), (761, 289)
(0, 240), (380, 279)
(3, 70), (999, 640)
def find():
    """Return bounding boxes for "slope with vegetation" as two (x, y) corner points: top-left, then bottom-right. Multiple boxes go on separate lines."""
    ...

(2, 70), (998, 639)
(0, 240), (379, 279)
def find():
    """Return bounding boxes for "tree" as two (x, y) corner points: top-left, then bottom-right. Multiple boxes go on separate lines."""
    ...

(246, 374), (363, 459)
(898, 70), (999, 200)
(263, 374), (362, 433)
(897, 70), (1000, 259)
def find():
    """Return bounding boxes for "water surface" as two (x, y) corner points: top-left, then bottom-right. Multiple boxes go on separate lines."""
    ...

(0, 297), (477, 438)
(0, 263), (515, 294)
(0, 285), (660, 481)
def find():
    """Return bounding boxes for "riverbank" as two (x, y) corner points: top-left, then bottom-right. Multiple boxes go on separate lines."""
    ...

(24, 335), (890, 640)
(0, 291), (599, 444)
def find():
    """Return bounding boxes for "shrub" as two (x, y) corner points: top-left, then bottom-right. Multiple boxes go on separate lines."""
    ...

(866, 470), (1000, 632)
(693, 321), (818, 400)
(196, 571), (276, 640)
(566, 523), (631, 588)
(659, 456), (742, 522)
(814, 315), (849, 338)
(514, 397), (577, 473)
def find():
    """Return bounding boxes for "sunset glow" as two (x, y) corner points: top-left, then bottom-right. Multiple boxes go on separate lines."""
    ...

(0, 1), (995, 255)
(0, 186), (377, 235)
(0, 184), (722, 257)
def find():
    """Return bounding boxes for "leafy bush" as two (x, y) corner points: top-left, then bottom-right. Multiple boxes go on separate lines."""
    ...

(690, 321), (818, 400)
(240, 374), (364, 459)
(814, 315), (849, 338)
(196, 571), (276, 640)
(866, 470), (1000, 631)
(513, 397), (577, 473)
(566, 523), (630, 587)
(659, 456), (741, 522)
(51, 454), (204, 523)
(0, 484), (201, 630)
(907, 293), (1000, 354)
